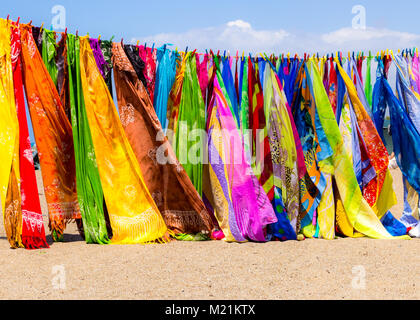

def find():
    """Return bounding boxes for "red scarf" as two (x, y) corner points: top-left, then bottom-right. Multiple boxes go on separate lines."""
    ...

(11, 24), (49, 249)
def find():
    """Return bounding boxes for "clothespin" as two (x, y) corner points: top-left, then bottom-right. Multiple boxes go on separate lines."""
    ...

(16, 17), (20, 25)
(6, 15), (9, 23)
(368, 50), (372, 58)
(40, 22), (44, 33)
(76, 30), (78, 37)
(98, 34), (101, 41)
(185, 46), (188, 54)
(28, 20), (32, 25)
(287, 52), (290, 63)
(152, 43), (155, 51)
(242, 51), (244, 60)
(121, 38), (124, 46)
(386, 49), (389, 59)
(110, 36), (115, 42)
(64, 27), (67, 35)
(163, 44), (167, 52)
(223, 50), (226, 58)
(137, 40), (140, 46)
(236, 50), (239, 60)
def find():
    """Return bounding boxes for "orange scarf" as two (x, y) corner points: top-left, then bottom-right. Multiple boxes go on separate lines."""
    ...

(20, 24), (80, 241)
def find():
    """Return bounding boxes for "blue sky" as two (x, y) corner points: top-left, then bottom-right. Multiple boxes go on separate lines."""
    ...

(4, 0), (420, 53)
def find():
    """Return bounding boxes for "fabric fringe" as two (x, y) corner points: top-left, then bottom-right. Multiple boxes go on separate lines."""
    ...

(162, 210), (211, 235)
(110, 210), (168, 245)
(22, 236), (49, 250)
(49, 219), (66, 242)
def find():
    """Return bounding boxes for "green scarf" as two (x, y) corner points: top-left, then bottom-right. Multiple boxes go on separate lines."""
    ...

(41, 29), (58, 86)
(174, 53), (206, 196)
(67, 34), (110, 244)
(364, 55), (373, 108)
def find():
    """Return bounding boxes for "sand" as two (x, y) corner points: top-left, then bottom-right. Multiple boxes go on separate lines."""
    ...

(0, 169), (418, 300)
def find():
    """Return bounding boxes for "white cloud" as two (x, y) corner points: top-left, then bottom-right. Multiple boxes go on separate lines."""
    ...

(131, 20), (420, 55)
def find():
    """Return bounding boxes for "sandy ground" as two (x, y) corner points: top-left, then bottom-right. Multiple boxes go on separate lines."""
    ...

(0, 169), (418, 300)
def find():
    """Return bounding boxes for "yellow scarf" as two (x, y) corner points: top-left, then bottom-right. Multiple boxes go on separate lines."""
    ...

(78, 37), (167, 244)
(0, 20), (23, 247)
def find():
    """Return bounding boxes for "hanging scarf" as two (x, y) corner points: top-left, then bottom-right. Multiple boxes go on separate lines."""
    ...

(0, 20), (22, 248)
(292, 63), (327, 238)
(373, 60), (420, 194)
(336, 60), (396, 219)
(328, 58), (338, 115)
(411, 52), (420, 95)
(138, 45), (157, 103)
(365, 55), (373, 108)
(394, 54), (420, 132)
(11, 22), (48, 249)
(41, 29), (58, 86)
(312, 58), (407, 239)
(221, 56), (240, 124)
(263, 64), (299, 239)
(99, 39), (113, 96)
(238, 57), (251, 153)
(112, 42), (213, 235)
(195, 52), (209, 103)
(67, 34), (110, 244)
(248, 58), (273, 202)
(20, 24), (80, 242)
(167, 53), (184, 134)
(171, 53), (206, 196)
(123, 44), (147, 92)
(153, 46), (177, 129)
(204, 67), (277, 242)
(89, 38), (107, 79)
(56, 33), (70, 120)
(31, 26), (43, 53)
(79, 37), (167, 244)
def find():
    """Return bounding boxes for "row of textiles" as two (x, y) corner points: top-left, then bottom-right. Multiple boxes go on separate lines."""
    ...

(0, 19), (417, 249)
(0, 20), (214, 249)
(166, 50), (412, 242)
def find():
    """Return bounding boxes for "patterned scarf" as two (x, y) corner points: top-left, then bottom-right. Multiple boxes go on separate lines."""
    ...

(79, 37), (167, 244)
(312, 58), (406, 239)
(204, 67), (277, 242)
(20, 24), (80, 242)
(112, 42), (213, 235)
(0, 20), (22, 248)
(11, 22), (48, 249)
(67, 34), (110, 244)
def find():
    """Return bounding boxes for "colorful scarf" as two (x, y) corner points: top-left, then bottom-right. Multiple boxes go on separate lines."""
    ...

(20, 24), (80, 242)
(79, 37), (167, 244)
(336, 60), (396, 219)
(138, 45), (157, 103)
(56, 33), (70, 120)
(41, 29), (58, 86)
(373, 59), (420, 194)
(11, 22), (48, 249)
(112, 42), (213, 235)
(0, 20), (22, 248)
(99, 39), (114, 96)
(247, 58), (274, 201)
(171, 53), (206, 196)
(154, 46), (177, 129)
(67, 34), (110, 244)
(204, 68), (277, 242)
(313, 58), (406, 239)
(263, 64), (300, 239)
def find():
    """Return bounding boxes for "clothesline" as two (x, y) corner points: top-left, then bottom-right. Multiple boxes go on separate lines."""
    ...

(4, 15), (419, 62)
